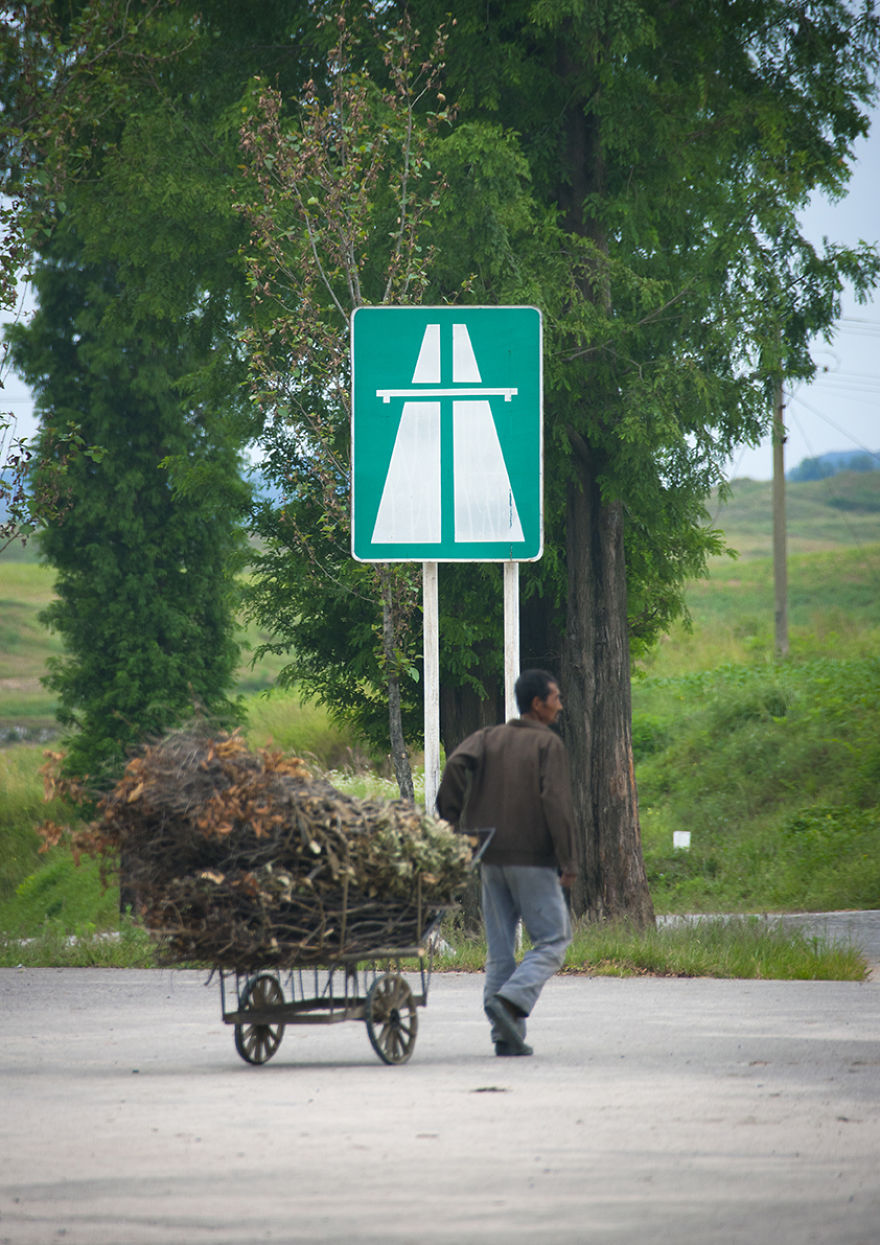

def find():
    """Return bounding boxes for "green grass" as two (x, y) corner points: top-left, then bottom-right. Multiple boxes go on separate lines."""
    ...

(1, 851), (121, 935)
(635, 656), (880, 913)
(561, 916), (867, 980)
(639, 543), (880, 678)
(707, 470), (880, 557)
(0, 561), (60, 733)
(0, 745), (66, 900)
(422, 914), (867, 980)
(2, 476), (879, 975)
(243, 687), (368, 771)
(0, 913), (156, 968)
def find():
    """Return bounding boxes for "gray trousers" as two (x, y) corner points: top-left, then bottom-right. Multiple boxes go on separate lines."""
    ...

(481, 863), (572, 1042)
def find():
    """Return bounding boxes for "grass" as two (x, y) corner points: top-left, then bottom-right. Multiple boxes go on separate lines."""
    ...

(3, 911), (864, 979)
(638, 543), (880, 678)
(706, 470), (880, 557)
(244, 686), (369, 771)
(634, 656), (880, 913)
(561, 915), (867, 980)
(1, 475), (879, 976)
(0, 913), (157, 968)
(419, 912), (867, 980)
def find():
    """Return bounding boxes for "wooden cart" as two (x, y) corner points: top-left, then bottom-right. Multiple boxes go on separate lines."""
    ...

(219, 948), (432, 1065)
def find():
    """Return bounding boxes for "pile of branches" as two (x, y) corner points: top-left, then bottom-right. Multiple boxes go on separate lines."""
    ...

(44, 725), (473, 969)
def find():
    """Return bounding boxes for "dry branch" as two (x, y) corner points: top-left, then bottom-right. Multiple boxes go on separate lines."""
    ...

(47, 724), (473, 969)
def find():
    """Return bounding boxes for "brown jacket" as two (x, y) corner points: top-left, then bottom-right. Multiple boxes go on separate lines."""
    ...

(436, 718), (577, 874)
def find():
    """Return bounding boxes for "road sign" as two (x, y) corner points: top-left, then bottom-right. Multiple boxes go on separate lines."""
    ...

(351, 306), (542, 561)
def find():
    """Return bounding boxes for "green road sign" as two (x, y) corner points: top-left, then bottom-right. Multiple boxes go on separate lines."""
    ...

(351, 305), (542, 562)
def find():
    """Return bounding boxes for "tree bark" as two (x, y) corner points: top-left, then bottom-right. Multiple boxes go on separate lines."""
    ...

(552, 32), (654, 927)
(439, 674), (503, 755)
(561, 448), (654, 926)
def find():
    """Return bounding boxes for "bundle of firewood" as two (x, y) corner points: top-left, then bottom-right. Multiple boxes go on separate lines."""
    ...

(55, 725), (473, 969)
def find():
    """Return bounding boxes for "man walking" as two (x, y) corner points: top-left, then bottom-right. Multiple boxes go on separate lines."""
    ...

(436, 669), (577, 1056)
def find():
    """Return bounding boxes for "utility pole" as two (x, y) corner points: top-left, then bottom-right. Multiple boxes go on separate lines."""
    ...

(772, 376), (789, 657)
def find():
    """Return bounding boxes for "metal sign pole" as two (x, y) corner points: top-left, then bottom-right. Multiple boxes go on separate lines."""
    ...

(503, 561), (520, 722)
(423, 561), (440, 813)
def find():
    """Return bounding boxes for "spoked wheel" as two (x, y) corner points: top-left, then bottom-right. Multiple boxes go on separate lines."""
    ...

(234, 973), (285, 1065)
(364, 973), (418, 1065)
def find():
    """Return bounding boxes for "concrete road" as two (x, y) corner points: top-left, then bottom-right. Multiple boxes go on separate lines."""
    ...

(1, 968), (878, 1245)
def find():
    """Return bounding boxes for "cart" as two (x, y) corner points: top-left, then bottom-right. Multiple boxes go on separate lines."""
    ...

(220, 946), (432, 1066)
(217, 830), (492, 1066)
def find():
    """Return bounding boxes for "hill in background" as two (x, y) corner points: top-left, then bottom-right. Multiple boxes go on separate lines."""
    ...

(706, 468), (880, 558)
(787, 448), (880, 482)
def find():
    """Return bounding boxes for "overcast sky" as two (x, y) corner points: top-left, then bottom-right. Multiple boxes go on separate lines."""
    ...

(3, 110), (879, 485)
(729, 113), (880, 481)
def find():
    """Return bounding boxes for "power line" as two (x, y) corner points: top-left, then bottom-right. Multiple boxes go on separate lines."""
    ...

(786, 388), (880, 459)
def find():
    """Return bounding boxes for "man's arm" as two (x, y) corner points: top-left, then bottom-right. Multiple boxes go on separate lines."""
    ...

(435, 730), (484, 826)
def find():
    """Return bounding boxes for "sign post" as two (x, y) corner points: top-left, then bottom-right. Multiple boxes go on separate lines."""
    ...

(351, 306), (542, 810)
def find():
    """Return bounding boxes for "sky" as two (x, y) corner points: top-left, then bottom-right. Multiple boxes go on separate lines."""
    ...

(2, 111), (879, 485)
(727, 115), (880, 481)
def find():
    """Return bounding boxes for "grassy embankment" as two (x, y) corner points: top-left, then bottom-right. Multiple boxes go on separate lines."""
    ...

(1, 470), (878, 976)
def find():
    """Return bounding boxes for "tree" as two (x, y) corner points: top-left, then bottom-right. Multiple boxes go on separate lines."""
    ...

(237, 10), (452, 797)
(406, 0), (880, 923)
(7, 224), (247, 780)
(8, 1), (878, 927)
(2, 0), (317, 778)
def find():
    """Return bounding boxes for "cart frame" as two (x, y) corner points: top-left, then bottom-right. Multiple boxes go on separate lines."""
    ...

(220, 945), (433, 1065)
(216, 830), (491, 1066)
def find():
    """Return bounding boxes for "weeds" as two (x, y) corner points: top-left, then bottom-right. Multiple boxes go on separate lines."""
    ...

(423, 914), (868, 981)
(2, 524), (879, 977)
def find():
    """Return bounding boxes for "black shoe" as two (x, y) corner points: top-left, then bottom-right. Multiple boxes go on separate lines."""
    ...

(485, 994), (531, 1055)
(495, 1040), (534, 1057)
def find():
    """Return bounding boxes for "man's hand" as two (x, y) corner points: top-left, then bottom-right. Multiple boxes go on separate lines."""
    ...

(559, 870), (577, 889)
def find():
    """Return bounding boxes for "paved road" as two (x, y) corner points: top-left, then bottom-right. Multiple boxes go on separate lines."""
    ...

(1, 967), (878, 1244)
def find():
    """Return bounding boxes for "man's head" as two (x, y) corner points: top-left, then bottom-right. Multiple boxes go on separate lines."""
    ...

(515, 669), (563, 724)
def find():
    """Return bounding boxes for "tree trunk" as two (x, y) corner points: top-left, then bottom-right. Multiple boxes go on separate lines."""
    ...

(439, 674), (503, 755)
(561, 444), (654, 927)
(553, 33), (653, 927)
(379, 570), (414, 802)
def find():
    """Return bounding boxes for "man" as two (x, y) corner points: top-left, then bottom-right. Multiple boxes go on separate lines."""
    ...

(436, 669), (577, 1056)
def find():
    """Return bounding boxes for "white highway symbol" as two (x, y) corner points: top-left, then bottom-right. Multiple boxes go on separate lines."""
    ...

(371, 322), (524, 545)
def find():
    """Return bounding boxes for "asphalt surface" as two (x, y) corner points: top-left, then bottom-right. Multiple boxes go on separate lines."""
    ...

(2, 964), (878, 1244)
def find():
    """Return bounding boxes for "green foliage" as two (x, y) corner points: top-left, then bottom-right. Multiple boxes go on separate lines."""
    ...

(3, 851), (120, 936)
(7, 231), (247, 781)
(0, 912), (156, 968)
(238, 13), (451, 765)
(563, 917), (867, 981)
(3, 0), (329, 779)
(6, 0), (880, 920)
(0, 746), (55, 900)
(636, 656), (880, 912)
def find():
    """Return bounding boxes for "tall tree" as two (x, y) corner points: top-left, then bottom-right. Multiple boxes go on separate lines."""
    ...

(237, 10), (452, 796)
(411, 0), (880, 922)
(3, 0), (315, 777)
(7, 225), (247, 779)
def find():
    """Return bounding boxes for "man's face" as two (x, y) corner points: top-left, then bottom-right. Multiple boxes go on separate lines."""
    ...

(532, 682), (562, 726)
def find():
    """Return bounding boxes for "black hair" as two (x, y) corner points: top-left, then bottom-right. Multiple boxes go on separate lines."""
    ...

(514, 669), (558, 715)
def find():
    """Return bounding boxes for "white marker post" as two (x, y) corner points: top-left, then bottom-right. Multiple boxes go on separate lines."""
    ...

(504, 561), (520, 722)
(423, 561), (441, 815)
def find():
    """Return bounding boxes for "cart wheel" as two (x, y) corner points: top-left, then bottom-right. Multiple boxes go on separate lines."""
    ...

(234, 973), (285, 1065)
(364, 973), (417, 1065)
